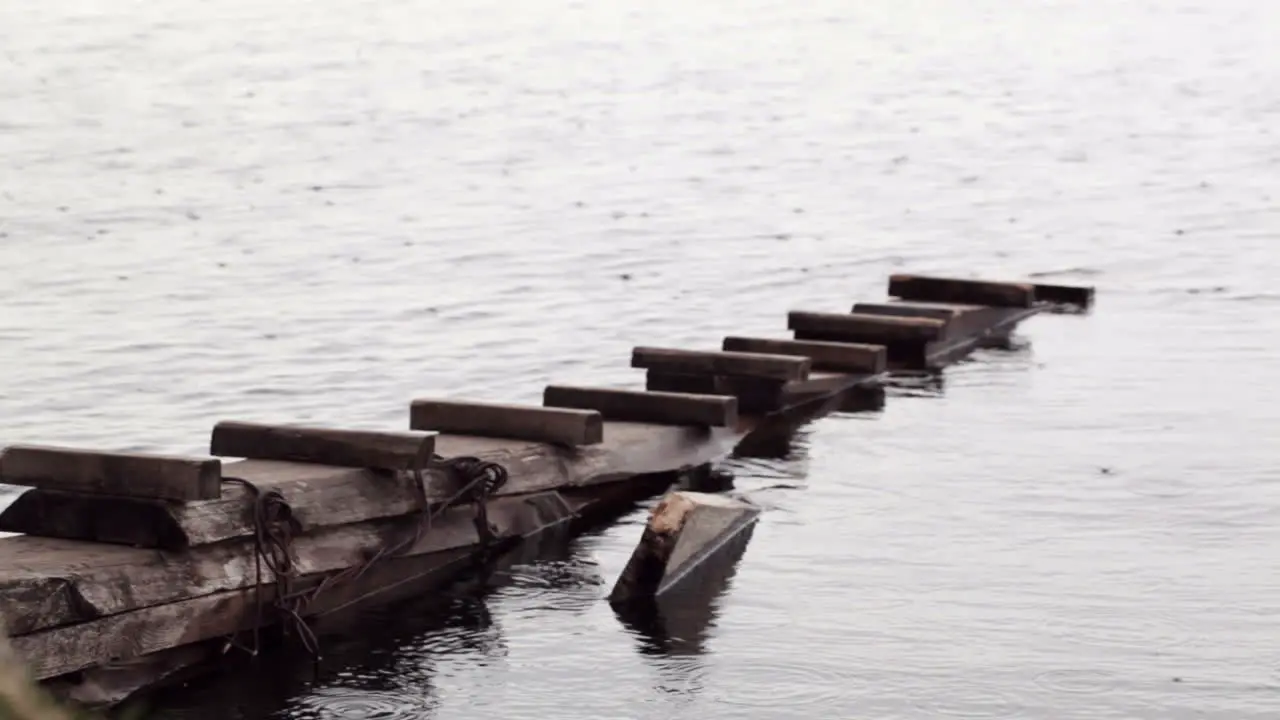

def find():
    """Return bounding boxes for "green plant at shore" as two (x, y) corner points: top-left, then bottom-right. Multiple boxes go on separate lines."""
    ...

(0, 629), (82, 720)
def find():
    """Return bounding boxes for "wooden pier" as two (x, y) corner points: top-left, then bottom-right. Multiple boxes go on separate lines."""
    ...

(0, 273), (1094, 709)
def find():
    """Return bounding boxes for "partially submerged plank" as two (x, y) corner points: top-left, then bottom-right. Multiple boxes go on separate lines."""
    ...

(409, 399), (603, 446)
(3, 491), (575, 651)
(1033, 281), (1096, 310)
(608, 491), (760, 603)
(210, 422), (436, 470)
(544, 386), (738, 427)
(721, 336), (886, 374)
(0, 445), (220, 502)
(631, 347), (810, 381)
(788, 311), (945, 343)
(0, 422), (743, 549)
(887, 274), (1035, 308)
(644, 372), (785, 414)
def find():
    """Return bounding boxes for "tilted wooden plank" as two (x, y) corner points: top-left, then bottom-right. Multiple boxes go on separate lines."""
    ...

(722, 336), (886, 374)
(887, 274), (1035, 308)
(210, 422), (436, 470)
(631, 347), (810, 381)
(544, 386), (738, 427)
(409, 399), (603, 446)
(0, 422), (743, 549)
(787, 311), (945, 343)
(0, 445), (220, 502)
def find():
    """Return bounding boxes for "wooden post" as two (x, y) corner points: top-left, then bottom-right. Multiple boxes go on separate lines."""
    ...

(210, 422), (437, 470)
(631, 347), (810, 380)
(544, 386), (737, 427)
(409, 399), (603, 446)
(608, 491), (760, 603)
(887, 274), (1035, 308)
(0, 446), (220, 502)
(787, 311), (945, 343)
(722, 336), (886, 374)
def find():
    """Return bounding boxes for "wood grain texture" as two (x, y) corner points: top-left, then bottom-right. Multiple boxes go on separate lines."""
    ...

(409, 399), (603, 446)
(210, 421), (436, 470)
(0, 445), (220, 501)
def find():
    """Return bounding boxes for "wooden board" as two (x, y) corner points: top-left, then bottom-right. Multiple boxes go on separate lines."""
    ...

(409, 399), (603, 446)
(631, 347), (810, 381)
(788, 311), (945, 343)
(0, 422), (743, 549)
(721, 336), (886, 374)
(0, 445), (221, 502)
(210, 422), (436, 470)
(887, 274), (1035, 308)
(544, 386), (738, 427)
(643, 372), (785, 414)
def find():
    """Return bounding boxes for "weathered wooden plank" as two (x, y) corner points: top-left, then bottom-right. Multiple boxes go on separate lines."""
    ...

(609, 491), (760, 603)
(544, 386), (738, 427)
(1033, 282), (1095, 310)
(0, 422), (742, 549)
(631, 347), (810, 381)
(409, 399), (603, 446)
(788, 311), (945, 343)
(3, 492), (574, 654)
(721, 336), (886, 374)
(851, 301), (980, 320)
(644, 372), (785, 414)
(888, 274), (1035, 308)
(0, 445), (220, 502)
(210, 422), (436, 470)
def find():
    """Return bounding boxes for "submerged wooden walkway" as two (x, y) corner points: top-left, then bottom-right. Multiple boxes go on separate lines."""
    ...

(0, 273), (1093, 708)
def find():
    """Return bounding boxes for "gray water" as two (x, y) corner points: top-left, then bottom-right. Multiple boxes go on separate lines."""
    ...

(2, 0), (1279, 717)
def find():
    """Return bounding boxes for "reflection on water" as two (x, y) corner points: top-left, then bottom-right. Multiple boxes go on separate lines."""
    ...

(5, 0), (1280, 717)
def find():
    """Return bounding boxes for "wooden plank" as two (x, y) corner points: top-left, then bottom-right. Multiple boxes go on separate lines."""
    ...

(1033, 282), (1095, 310)
(788, 311), (945, 343)
(0, 445), (220, 502)
(544, 386), (737, 427)
(210, 421), (436, 470)
(631, 347), (810, 381)
(0, 422), (743, 549)
(644, 372), (785, 414)
(851, 301), (980, 321)
(722, 336), (886, 374)
(409, 399), (602, 446)
(609, 490), (760, 603)
(1, 492), (575, 645)
(887, 274), (1035, 308)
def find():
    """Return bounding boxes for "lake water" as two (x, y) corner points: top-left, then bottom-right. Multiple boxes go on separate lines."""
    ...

(2, 0), (1279, 717)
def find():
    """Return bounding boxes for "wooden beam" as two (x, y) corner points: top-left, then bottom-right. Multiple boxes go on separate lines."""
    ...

(1033, 282), (1095, 310)
(851, 301), (978, 321)
(210, 422), (436, 471)
(609, 490), (760, 603)
(644, 372), (784, 414)
(0, 446), (220, 502)
(787, 311), (945, 343)
(409, 399), (603, 446)
(722, 336), (886, 374)
(887, 274), (1035, 308)
(544, 386), (737, 428)
(0, 422), (744, 550)
(631, 347), (809, 381)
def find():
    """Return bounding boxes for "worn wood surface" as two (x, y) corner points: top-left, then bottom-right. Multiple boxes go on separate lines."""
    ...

(0, 445), (221, 502)
(788, 311), (946, 344)
(409, 399), (603, 446)
(721, 336), (887, 374)
(210, 422), (437, 470)
(7, 492), (575, 678)
(0, 421), (740, 549)
(544, 385), (738, 427)
(888, 274), (1035, 308)
(631, 347), (810, 381)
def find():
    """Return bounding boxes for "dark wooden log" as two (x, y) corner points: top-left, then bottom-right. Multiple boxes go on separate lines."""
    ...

(887, 274), (1035, 308)
(4, 492), (576, 674)
(0, 423), (743, 550)
(851, 301), (978, 321)
(544, 386), (738, 428)
(0, 445), (220, 502)
(644, 372), (785, 414)
(721, 336), (886, 374)
(630, 347), (809, 381)
(788, 311), (945, 343)
(609, 490), (760, 603)
(1033, 282), (1095, 309)
(210, 422), (436, 470)
(409, 399), (603, 446)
